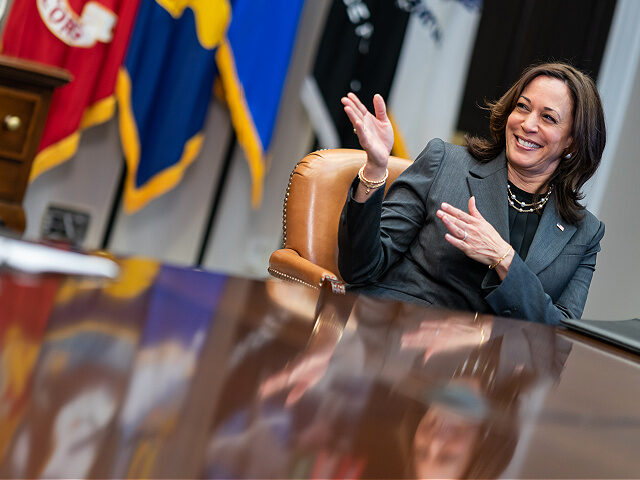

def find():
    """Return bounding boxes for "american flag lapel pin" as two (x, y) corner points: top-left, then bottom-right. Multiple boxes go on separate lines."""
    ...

(556, 223), (565, 232)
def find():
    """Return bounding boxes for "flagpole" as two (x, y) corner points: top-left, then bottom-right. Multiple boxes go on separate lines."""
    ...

(100, 159), (126, 250)
(195, 130), (237, 267)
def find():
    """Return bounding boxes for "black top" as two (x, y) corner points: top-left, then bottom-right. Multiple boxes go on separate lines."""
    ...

(508, 183), (543, 261)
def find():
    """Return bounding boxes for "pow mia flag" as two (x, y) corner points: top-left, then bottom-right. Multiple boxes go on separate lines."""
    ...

(302, 0), (410, 150)
(303, 0), (482, 159)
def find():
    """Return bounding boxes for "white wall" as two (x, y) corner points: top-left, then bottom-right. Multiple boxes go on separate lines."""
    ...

(583, 49), (640, 319)
(23, 117), (123, 249)
(581, 0), (640, 319)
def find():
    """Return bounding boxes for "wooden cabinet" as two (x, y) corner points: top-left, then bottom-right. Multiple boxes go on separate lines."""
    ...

(0, 55), (71, 233)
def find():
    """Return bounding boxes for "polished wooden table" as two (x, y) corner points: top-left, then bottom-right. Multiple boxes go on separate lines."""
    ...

(0, 257), (639, 478)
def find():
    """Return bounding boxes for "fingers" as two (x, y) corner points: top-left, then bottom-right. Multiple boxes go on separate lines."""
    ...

(440, 201), (474, 223)
(347, 92), (368, 116)
(468, 196), (483, 219)
(343, 106), (362, 132)
(285, 381), (311, 407)
(373, 94), (388, 122)
(342, 93), (368, 135)
(444, 232), (467, 250)
(437, 208), (468, 239)
(258, 371), (289, 399)
(342, 97), (364, 121)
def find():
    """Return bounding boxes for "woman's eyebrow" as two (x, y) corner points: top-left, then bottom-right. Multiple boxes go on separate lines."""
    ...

(520, 95), (561, 118)
(543, 106), (561, 118)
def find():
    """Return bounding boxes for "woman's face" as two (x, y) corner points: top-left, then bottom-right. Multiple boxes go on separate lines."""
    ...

(412, 405), (481, 479)
(505, 75), (574, 181)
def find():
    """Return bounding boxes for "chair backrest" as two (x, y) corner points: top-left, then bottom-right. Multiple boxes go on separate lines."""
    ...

(281, 149), (412, 281)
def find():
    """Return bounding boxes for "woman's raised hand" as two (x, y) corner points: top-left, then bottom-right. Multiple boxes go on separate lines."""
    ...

(341, 92), (394, 173)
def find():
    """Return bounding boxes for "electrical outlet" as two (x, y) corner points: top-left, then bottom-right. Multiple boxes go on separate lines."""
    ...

(41, 204), (90, 247)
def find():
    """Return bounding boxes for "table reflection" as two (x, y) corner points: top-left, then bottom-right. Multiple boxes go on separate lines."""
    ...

(205, 285), (571, 479)
(0, 264), (637, 479)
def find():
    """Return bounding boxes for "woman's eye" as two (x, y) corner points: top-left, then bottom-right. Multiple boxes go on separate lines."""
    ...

(516, 102), (529, 111)
(543, 114), (558, 124)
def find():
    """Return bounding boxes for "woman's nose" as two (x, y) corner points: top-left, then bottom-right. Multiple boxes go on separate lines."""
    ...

(521, 113), (538, 132)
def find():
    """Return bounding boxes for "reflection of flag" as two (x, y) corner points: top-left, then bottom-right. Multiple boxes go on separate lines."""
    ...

(0, 0), (141, 179)
(302, 0), (410, 151)
(118, 0), (304, 212)
(0, 258), (157, 479)
(110, 267), (226, 478)
(0, 275), (59, 464)
(388, 0), (482, 158)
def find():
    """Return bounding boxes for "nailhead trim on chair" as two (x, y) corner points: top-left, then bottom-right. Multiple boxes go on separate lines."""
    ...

(275, 150), (348, 293)
(267, 267), (320, 289)
(280, 159), (301, 247)
(281, 151), (328, 247)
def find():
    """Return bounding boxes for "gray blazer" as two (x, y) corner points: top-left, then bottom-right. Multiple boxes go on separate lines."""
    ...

(338, 138), (604, 325)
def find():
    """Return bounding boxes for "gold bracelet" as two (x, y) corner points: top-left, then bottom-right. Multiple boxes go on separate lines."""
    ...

(358, 165), (388, 194)
(489, 246), (512, 270)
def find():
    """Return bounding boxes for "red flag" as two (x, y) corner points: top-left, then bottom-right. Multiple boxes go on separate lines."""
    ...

(0, 0), (140, 179)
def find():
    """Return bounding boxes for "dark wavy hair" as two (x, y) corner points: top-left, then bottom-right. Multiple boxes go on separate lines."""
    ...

(466, 62), (606, 224)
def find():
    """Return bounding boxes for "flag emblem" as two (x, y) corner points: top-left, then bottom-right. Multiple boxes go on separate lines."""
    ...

(37, 0), (118, 48)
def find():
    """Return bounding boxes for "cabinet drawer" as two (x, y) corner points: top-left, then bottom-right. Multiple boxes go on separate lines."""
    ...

(0, 85), (42, 162)
(0, 158), (21, 199)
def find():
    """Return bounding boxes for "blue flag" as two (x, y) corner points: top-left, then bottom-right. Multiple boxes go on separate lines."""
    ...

(117, 0), (229, 213)
(117, 0), (304, 213)
(217, 0), (305, 206)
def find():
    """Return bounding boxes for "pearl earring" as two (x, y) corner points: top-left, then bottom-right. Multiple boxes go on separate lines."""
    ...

(564, 152), (572, 159)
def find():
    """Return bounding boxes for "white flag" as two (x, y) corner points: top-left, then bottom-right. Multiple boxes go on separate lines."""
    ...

(388, 0), (482, 159)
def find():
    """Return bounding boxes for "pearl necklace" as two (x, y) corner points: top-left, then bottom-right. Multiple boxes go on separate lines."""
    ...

(507, 183), (552, 213)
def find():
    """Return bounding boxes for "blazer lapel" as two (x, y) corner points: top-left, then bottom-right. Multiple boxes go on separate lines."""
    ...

(466, 152), (509, 242)
(524, 194), (576, 274)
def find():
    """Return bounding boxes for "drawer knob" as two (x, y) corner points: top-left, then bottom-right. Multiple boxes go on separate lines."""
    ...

(3, 115), (22, 132)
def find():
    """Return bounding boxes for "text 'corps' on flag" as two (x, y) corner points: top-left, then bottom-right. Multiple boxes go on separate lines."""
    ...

(0, 0), (141, 179)
(118, 0), (305, 213)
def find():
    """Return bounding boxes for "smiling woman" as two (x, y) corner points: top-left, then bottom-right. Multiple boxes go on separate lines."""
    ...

(505, 76), (574, 189)
(467, 63), (606, 225)
(337, 62), (606, 325)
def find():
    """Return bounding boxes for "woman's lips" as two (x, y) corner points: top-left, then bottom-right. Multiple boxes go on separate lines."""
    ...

(515, 135), (542, 150)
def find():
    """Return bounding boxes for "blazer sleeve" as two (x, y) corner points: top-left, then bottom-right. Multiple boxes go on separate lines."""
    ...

(484, 220), (605, 325)
(338, 138), (445, 284)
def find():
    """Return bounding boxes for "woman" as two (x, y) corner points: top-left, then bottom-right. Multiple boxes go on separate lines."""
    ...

(338, 62), (606, 325)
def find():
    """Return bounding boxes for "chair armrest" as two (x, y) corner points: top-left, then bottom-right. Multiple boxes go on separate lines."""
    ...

(268, 248), (340, 289)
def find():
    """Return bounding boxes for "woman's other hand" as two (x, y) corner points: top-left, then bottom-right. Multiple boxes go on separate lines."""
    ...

(401, 314), (492, 363)
(437, 197), (515, 280)
(341, 92), (394, 172)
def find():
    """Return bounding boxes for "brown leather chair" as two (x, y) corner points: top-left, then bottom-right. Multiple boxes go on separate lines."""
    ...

(268, 149), (412, 289)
